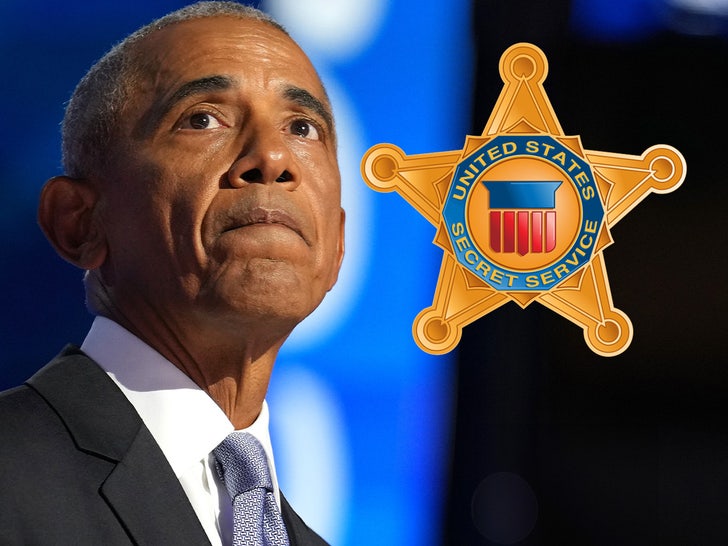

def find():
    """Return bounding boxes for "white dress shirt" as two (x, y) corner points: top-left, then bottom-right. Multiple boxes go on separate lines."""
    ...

(81, 316), (282, 546)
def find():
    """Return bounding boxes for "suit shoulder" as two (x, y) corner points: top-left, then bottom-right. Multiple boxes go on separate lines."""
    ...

(0, 382), (83, 489)
(0, 346), (86, 443)
(0, 383), (59, 441)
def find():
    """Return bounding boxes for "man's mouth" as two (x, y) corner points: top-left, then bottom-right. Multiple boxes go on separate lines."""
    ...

(224, 206), (307, 243)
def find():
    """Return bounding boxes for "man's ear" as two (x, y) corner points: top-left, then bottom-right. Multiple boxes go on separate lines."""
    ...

(37, 176), (107, 270)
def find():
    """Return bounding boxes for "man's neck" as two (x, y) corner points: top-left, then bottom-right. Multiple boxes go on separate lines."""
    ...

(99, 309), (288, 430)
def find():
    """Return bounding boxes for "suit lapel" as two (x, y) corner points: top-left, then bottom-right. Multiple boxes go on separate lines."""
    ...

(280, 492), (330, 546)
(101, 424), (210, 545)
(28, 346), (211, 545)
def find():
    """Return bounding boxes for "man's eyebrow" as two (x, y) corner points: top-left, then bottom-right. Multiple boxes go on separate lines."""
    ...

(283, 85), (334, 136)
(159, 75), (235, 118)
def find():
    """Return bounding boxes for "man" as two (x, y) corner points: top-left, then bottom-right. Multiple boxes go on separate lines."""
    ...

(0, 2), (344, 545)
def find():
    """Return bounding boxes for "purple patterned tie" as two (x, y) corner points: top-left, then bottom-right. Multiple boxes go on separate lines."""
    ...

(213, 432), (290, 546)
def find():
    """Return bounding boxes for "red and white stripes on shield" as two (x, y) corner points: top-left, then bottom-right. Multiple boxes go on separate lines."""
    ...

(490, 210), (557, 255)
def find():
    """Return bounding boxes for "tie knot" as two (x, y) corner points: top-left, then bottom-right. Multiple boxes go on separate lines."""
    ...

(213, 432), (273, 498)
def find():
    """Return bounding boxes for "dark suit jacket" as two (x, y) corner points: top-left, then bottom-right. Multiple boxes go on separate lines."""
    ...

(0, 345), (328, 546)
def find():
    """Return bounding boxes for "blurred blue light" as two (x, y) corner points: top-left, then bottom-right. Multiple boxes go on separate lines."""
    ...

(1, 1), (471, 545)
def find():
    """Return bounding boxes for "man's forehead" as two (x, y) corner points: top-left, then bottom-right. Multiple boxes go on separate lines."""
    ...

(135, 15), (306, 71)
(139, 18), (321, 92)
(124, 16), (332, 138)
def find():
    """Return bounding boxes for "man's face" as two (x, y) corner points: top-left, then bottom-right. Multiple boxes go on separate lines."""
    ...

(96, 16), (344, 339)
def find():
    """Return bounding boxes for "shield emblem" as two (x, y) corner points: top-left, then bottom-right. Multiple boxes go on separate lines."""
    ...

(484, 181), (561, 256)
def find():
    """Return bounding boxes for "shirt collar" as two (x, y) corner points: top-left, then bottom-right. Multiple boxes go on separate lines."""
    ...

(80, 316), (276, 483)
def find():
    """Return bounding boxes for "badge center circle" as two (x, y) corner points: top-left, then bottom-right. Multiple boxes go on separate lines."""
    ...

(466, 157), (581, 271)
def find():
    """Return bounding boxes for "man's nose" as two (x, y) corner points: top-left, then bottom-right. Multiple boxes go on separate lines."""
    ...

(227, 126), (300, 188)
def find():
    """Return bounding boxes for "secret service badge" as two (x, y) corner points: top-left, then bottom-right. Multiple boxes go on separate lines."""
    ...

(361, 43), (685, 357)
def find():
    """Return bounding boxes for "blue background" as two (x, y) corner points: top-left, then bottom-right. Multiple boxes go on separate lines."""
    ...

(0, 1), (470, 544)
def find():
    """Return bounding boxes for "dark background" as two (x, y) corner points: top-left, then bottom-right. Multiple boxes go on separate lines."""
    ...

(445, 1), (728, 544)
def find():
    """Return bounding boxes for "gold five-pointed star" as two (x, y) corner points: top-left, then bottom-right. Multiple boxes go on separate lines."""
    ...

(361, 43), (685, 357)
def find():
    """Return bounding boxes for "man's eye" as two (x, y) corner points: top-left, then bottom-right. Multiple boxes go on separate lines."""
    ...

(290, 119), (320, 140)
(181, 112), (223, 130)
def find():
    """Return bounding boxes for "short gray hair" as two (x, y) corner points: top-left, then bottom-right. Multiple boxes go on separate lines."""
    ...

(61, 1), (287, 179)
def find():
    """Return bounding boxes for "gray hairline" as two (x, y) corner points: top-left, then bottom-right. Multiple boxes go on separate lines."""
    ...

(61, 1), (289, 180)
